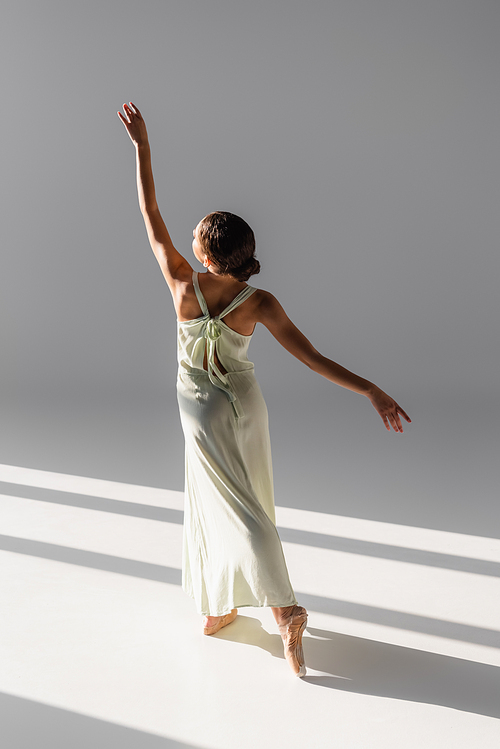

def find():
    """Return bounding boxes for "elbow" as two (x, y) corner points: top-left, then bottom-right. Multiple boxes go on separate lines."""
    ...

(303, 349), (324, 371)
(139, 201), (159, 217)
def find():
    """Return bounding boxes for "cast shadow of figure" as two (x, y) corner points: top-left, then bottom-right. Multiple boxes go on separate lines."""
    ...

(216, 616), (500, 719)
(0, 692), (199, 749)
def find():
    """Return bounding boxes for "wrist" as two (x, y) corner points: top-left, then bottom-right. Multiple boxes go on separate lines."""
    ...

(364, 382), (379, 399)
(135, 141), (151, 154)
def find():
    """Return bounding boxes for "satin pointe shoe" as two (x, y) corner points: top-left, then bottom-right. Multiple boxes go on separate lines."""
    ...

(278, 605), (308, 677)
(203, 609), (238, 636)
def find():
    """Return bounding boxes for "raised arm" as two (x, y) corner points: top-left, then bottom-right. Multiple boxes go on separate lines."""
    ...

(256, 291), (411, 433)
(117, 102), (191, 289)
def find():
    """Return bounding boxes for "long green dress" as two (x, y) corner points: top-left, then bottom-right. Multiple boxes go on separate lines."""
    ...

(176, 271), (297, 616)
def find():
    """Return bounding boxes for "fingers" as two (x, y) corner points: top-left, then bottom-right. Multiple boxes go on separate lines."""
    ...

(117, 110), (129, 125)
(117, 103), (141, 130)
(388, 413), (400, 433)
(393, 414), (403, 433)
(381, 399), (411, 433)
(398, 405), (411, 423)
(117, 102), (148, 146)
(129, 101), (142, 118)
(381, 408), (405, 433)
(380, 413), (391, 431)
(123, 103), (135, 122)
(117, 103), (137, 125)
(394, 401), (411, 431)
(117, 106), (132, 125)
(122, 102), (142, 121)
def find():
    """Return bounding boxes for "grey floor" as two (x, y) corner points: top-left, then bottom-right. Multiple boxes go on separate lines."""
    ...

(1, 389), (499, 748)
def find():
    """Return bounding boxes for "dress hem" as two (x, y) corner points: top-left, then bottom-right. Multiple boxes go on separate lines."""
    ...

(183, 587), (298, 617)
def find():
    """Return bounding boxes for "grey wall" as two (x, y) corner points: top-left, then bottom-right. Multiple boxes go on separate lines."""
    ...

(2, 0), (499, 534)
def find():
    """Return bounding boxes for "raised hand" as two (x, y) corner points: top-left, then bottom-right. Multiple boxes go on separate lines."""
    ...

(368, 387), (411, 433)
(117, 102), (149, 147)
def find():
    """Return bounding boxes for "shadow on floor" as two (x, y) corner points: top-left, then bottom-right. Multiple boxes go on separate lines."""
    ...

(2, 534), (498, 649)
(216, 615), (500, 719)
(0, 692), (203, 749)
(4, 479), (498, 579)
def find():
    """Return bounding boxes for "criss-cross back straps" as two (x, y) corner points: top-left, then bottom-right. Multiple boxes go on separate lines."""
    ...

(192, 271), (257, 319)
(192, 272), (257, 418)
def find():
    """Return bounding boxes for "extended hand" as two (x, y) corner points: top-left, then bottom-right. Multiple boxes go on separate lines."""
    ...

(368, 387), (411, 433)
(117, 102), (149, 147)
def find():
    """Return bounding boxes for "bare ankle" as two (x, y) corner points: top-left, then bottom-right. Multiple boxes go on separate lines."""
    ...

(271, 605), (296, 623)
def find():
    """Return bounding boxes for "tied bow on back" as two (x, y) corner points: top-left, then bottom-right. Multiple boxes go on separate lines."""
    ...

(191, 271), (257, 419)
(205, 318), (222, 342)
(203, 317), (243, 418)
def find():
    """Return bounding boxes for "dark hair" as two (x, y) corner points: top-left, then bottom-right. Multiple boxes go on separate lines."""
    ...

(198, 211), (261, 282)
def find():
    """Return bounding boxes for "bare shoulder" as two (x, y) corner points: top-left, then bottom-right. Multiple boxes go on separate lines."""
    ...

(252, 289), (285, 322)
(171, 261), (194, 285)
(171, 271), (199, 320)
(164, 258), (193, 290)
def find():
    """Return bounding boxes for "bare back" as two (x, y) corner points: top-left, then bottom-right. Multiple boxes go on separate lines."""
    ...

(174, 269), (262, 337)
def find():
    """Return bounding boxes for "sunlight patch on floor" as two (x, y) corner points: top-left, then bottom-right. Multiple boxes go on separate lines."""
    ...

(1, 463), (499, 749)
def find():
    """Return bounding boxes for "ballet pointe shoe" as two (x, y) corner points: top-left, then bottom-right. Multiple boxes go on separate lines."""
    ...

(277, 605), (308, 678)
(202, 609), (238, 636)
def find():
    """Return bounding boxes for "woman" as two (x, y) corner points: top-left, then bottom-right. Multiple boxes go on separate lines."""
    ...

(118, 102), (411, 677)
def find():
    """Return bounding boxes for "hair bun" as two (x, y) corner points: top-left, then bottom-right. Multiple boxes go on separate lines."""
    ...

(233, 256), (261, 282)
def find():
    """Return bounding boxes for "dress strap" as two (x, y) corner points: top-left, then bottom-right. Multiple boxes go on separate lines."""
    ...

(193, 271), (256, 319)
(219, 284), (257, 319)
(192, 271), (209, 316)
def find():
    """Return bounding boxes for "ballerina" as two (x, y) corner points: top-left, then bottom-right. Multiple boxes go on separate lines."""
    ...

(118, 102), (411, 677)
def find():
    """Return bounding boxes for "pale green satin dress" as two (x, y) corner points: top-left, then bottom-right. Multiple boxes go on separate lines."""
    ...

(176, 271), (298, 616)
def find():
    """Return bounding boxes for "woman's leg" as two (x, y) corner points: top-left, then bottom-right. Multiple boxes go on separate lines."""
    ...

(204, 605), (299, 627)
(272, 604), (308, 678)
(271, 605), (296, 623)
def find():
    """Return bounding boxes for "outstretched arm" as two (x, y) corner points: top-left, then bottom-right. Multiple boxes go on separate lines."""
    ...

(117, 102), (191, 288)
(256, 291), (411, 433)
